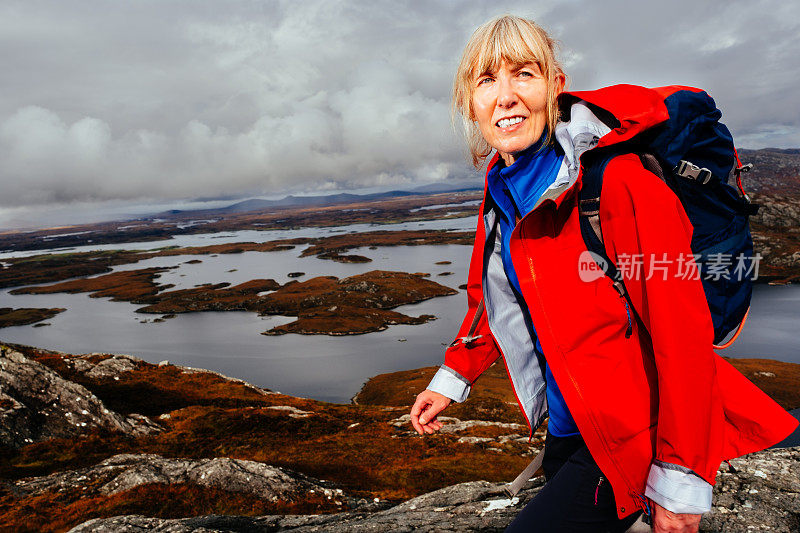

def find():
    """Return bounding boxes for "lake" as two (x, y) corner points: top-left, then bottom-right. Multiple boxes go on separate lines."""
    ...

(1, 218), (798, 403)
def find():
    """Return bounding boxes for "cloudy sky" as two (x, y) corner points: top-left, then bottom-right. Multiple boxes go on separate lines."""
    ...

(1, 0), (798, 229)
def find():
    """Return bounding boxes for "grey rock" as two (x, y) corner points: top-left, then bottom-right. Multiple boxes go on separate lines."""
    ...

(752, 194), (800, 229)
(83, 354), (138, 379)
(17, 453), (349, 506)
(700, 447), (800, 532)
(68, 447), (800, 532)
(0, 348), (161, 448)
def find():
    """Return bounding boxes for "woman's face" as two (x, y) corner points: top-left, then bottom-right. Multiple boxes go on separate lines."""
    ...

(471, 59), (561, 165)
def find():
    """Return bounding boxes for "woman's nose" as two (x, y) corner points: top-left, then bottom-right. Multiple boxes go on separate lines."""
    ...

(496, 76), (518, 109)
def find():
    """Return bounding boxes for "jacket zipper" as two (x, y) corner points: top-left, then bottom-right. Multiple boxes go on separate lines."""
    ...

(622, 296), (633, 338)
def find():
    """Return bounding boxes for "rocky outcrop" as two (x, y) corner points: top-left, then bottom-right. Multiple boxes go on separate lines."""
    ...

(702, 447), (800, 532)
(67, 447), (800, 532)
(747, 191), (800, 283)
(0, 347), (161, 448)
(68, 480), (521, 532)
(14, 453), (351, 504)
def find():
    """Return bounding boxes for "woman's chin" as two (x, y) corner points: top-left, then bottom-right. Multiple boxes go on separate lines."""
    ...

(496, 141), (535, 159)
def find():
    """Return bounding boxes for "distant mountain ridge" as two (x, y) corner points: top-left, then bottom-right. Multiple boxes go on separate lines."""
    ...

(157, 182), (482, 218)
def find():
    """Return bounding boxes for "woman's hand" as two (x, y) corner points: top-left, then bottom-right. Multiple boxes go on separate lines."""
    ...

(410, 390), (452, 435)
(652, 502), (701, 533)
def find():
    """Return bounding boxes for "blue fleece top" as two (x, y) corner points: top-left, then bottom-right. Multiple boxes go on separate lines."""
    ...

(486, 138), (580, 437)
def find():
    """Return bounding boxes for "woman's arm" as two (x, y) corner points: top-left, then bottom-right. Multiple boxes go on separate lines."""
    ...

(425, 204), (501, 404)
(600, 154), (724, 515)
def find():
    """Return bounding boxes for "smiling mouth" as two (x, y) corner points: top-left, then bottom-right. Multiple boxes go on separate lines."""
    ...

(496, 116), (525, 128)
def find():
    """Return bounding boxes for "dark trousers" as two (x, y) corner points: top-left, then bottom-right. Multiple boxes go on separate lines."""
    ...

(504, 431), (642, 532)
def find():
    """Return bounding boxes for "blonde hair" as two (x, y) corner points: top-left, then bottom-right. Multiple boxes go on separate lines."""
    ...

(452, 15), (566, 168)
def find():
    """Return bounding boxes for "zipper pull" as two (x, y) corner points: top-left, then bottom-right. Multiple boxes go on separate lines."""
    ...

(623, 300), (632, 338)
(635, 493), (653, 525)
(594, 476), (604, 505)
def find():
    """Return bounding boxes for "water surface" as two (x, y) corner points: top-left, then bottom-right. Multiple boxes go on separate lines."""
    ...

(1, 234), (798, 404)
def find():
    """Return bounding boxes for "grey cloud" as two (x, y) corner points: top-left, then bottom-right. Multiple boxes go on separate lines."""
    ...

(0, 0), (798, 214)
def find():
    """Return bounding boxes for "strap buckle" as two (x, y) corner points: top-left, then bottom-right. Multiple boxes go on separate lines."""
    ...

(449, 335), (483, 348)
(674, 160), (713, 184)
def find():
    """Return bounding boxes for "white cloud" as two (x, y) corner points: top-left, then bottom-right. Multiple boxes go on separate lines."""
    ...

(0, 0), (798, 216)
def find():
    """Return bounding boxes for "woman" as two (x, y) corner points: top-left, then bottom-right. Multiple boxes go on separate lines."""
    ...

(409, 15), (797, 533)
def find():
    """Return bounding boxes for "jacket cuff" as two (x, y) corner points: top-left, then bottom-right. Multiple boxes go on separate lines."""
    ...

(645, 461), (713, 514)
(427, 365), (471, 403)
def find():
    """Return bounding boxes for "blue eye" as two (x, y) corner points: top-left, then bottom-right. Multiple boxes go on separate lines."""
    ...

(478, 77), (493, 86)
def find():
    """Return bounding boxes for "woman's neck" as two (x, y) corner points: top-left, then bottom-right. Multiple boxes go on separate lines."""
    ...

(500, 151), (517, 166)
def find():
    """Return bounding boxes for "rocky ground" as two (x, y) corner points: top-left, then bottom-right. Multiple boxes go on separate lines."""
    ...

(66, 447), (800, 532)
(1, 342), (798, 531)
(0, 343), (541, 531)
(750, 192), (800, 283)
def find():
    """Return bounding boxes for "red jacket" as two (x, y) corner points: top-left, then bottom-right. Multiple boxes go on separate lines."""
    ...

(431, 85), (798, 518)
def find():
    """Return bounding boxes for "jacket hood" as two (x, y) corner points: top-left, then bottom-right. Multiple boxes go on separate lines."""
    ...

(559, 84), (683, 149)
(557, 85), (735, 181)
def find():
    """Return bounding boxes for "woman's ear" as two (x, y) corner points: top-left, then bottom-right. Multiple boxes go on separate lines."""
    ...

(554, 71), (566, 94)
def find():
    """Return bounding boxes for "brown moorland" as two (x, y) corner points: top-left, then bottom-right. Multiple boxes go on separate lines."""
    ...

(0, 307), (66, 328)
(2, 341), (799, 532)
(258, 271), (458, 335)
(10, 270), (457, 336)
(0, 343), (535, 531)
(11, 267), (175, 301)
(1, 341), (798, 532)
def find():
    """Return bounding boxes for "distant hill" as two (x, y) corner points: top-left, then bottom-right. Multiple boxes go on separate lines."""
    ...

(737, 148), (800, 195)
(157, 182), (482, 218)
(220, 192), (413, 214)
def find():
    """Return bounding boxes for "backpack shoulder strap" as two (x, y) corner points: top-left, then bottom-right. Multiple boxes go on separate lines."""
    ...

(578, 152), (650, 338)
(578, 152), (625, 292)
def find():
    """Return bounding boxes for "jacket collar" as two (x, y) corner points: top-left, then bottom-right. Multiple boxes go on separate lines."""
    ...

(484, 84), (681, 214)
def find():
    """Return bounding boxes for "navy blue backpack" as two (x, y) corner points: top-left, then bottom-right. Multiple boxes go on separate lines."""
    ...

(576, 86), (759, 347)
